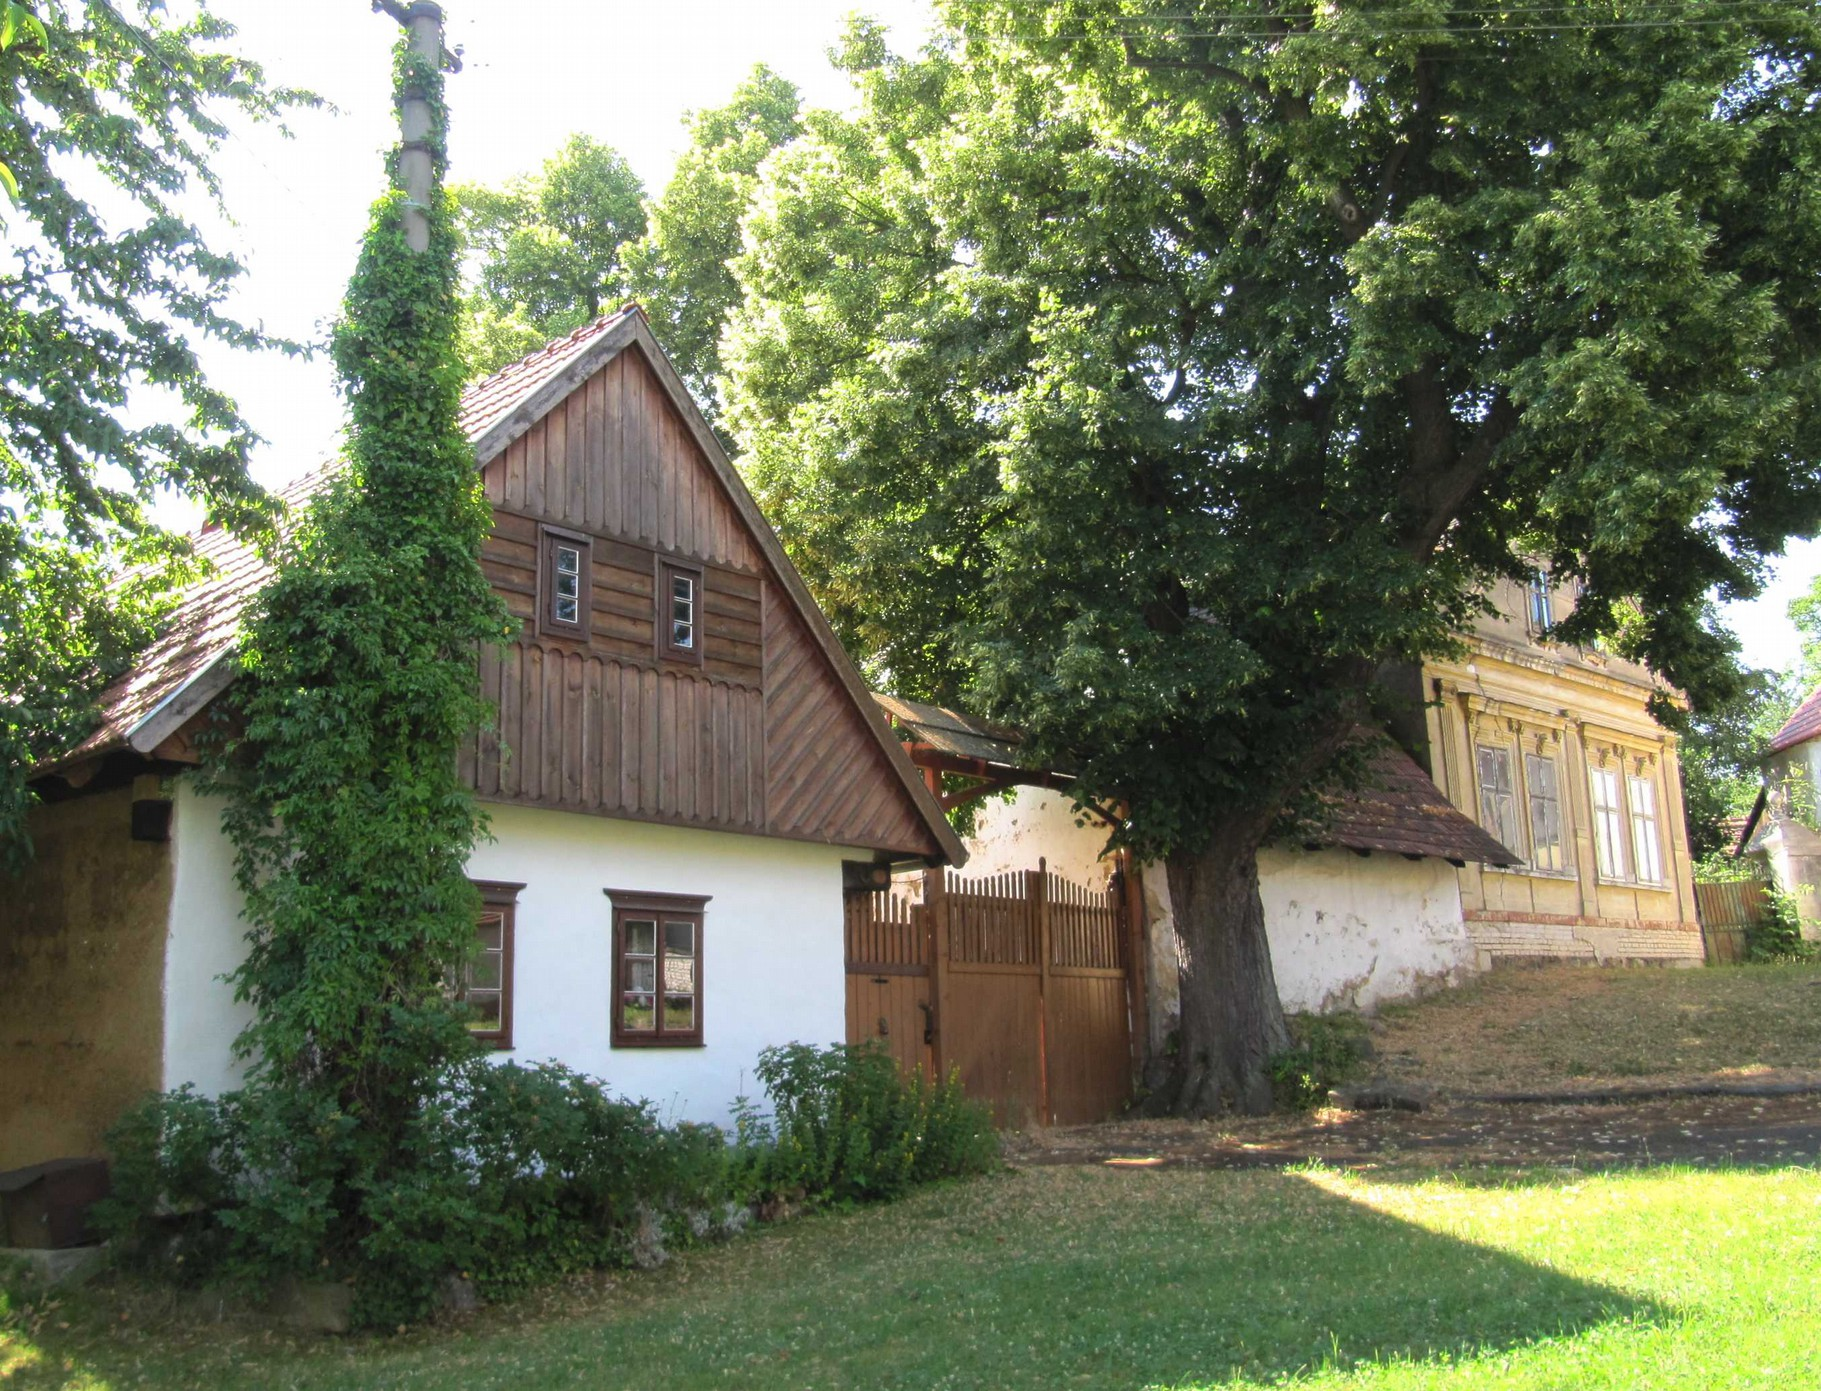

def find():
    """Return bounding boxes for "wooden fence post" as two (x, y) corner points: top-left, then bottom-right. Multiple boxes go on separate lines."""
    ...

(1030, 859), (1052, 1126)
(1119, 848), (1149, 1082)
(924, 866), (950, 1082)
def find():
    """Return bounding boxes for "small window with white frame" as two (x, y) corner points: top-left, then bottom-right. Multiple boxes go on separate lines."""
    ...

(657, 558), (704, 665)
(1628, 772), (1664, 884)
(538, 526), (592, 641)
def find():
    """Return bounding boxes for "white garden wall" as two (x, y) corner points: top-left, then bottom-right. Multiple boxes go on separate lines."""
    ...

(162, 780), (856, 1125)
(964, 787), (1476, 1030)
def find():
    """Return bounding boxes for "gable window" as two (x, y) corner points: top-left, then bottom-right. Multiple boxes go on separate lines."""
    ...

(1475, 745), (1522, 856)
(1524, 751), (1567, 872)
(657, 559), (704, 665)
(538, 526), (592, 640)
(1590, 766), (1627, 879)
(1628, 773), (1664, 884)
(1525, 569), (1553, 636)
(452, 880), (521, 1048)
(607, 889), (709, 1046)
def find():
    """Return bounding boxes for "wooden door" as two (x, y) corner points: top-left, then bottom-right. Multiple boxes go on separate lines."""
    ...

(843, 892), (931, 1079)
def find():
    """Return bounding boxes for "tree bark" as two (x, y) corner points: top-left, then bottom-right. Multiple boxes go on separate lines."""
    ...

(1144, 820), (1291, 1117)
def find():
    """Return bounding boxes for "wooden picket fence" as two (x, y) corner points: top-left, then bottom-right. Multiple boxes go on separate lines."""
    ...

(844, 862), (1139, 1127)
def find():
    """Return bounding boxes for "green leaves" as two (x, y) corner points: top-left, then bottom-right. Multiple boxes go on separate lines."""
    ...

(725, 0), (1821, 863)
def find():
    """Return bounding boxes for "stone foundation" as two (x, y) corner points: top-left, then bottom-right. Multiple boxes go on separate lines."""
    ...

(1466, 910), (1703, 967)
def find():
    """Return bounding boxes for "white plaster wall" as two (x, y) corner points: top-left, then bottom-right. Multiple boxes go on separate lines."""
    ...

(964, 787), (1475, 1030)
(1256, 847), (1473, 1013)
(163, 781), (255, 1096)
(962, 786), (1118, 886)
(163, 781), (856, 1125)
(467, 804), (853, 1123)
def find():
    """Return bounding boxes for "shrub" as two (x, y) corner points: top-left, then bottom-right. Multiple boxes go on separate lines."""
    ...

(1746, 885), (1817, 963)
(733, 1042), (998, 1203)
(1269, 1012), (1368, 1111)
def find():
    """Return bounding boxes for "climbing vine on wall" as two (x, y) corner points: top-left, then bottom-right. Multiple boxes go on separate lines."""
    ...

(198, 31), (509, 1313)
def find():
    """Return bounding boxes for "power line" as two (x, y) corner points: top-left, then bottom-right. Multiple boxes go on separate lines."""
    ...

(1119, 18), (1778, 37)
(1122, 1), (1787, 18)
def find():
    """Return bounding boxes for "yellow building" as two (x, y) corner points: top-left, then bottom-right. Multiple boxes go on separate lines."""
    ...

(1422, 572), (1703, 966)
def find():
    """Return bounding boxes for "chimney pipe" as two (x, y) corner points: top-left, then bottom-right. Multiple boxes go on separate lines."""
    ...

(396, 2), (444, 253)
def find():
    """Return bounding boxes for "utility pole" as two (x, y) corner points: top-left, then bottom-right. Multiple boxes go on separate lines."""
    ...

(372, 0), (463, 253)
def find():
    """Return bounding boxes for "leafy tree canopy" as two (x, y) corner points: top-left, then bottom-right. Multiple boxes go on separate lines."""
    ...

(0, 0), (310, 867)
(725, 1), (1821, 1112)
(625, 64), (802, 419)
(453, 134), (646, 375)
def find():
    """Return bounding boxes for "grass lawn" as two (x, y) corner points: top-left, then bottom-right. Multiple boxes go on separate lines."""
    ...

(5, 1161), (1818, 1390)
(1372, 961), (1821, 1093)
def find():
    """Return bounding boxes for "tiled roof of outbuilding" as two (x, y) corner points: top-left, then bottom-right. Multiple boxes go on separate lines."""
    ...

(1767, 685), (1821, 755)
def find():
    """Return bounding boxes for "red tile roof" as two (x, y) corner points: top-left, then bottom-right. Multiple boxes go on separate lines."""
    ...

(48, 312), (638, 771)
(1767, 685), (1821, 755)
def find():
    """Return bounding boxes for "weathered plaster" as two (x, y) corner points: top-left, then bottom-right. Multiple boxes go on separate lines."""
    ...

(0, 786), (171, 1168)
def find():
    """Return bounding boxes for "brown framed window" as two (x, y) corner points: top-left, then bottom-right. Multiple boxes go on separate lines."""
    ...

(657, 558), (704, 665)
(606, 889), (709, 1046)
(452, 880), (522, 1048)
(538, 525), (592, 640)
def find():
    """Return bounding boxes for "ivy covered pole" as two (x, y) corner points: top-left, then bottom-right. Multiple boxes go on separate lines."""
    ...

(204, 2), (508, 1315)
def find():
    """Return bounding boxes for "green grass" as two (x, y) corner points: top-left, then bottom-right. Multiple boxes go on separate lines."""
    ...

(5, 1162), (1819, 1389)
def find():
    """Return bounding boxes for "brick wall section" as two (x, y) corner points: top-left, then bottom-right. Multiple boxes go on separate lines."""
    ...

(1465, 909), (1703, 966)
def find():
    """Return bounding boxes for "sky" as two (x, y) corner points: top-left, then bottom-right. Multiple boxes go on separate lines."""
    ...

(164, 0), (1815, 677)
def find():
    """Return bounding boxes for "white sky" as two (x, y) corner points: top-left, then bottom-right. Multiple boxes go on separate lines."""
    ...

(164, 0), (1816, 677)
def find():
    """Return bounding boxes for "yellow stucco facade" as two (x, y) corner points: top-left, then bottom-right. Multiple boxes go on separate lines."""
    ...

(1422, 574), (1703, 966)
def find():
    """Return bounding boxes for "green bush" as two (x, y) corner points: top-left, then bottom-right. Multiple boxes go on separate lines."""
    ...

(96, 1048), (994, 1328)
(1269, 1013), (1368, 1111)
(95, 1061), (739, 1326)
(1746, 886), (1817, 963)
(733, 1042), (999, 1203)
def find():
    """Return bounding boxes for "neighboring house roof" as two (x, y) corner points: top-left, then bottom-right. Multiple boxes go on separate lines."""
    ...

(1767, 685), (1821, 756)
(45, 307), (963, 865)
(872, 693), (1517, 867)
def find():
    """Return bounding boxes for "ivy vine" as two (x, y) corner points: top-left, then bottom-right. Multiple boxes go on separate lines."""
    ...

(199, 33), (510, 1309)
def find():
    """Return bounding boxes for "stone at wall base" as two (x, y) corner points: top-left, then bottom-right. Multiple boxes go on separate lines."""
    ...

(1, 1243), (106, 1288)
(269, 1276), (353, 1335)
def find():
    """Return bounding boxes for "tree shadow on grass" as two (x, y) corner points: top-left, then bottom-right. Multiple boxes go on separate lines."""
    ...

(0, 1167), (1676, 1391)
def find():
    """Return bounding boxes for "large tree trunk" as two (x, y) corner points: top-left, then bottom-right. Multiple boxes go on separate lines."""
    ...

(1145, 823), (1290, 1117)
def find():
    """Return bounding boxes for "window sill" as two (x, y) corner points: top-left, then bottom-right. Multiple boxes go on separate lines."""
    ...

(611, 1038), (706, 1049)
(1486, 865), (1577, 881)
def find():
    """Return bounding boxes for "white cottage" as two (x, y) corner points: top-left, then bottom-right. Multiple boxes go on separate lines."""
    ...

(1, 310), (963, 1170)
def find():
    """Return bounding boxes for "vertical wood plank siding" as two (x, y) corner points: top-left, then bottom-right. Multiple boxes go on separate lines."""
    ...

(469, 342), (936, 857)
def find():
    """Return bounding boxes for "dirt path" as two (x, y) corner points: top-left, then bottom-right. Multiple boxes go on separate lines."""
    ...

(1004, 1091), (1821, 1172)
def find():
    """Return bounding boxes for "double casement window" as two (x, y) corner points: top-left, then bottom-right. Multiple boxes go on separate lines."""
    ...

(1475, 746), (1522, 856)
(1523, 752), (1566, 872)
(1589, 762), (1666, 885)
(1475, 741), (1571, 875)
(607, 890), (708, 1046)
(538, 525), (592, 641)
(451, 880), (522, 1048)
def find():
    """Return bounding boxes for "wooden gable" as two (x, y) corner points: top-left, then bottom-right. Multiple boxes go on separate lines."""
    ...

(461, 319), (959, 864)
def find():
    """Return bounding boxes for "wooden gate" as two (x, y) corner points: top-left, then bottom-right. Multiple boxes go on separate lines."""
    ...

(1695, 875), (1767, 964)
(845, 863), (1135, 1127)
